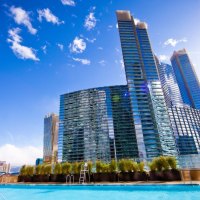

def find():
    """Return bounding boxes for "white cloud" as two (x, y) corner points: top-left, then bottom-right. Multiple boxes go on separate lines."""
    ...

(98, 47), (103, 50)
(80, 35), (96, 43)
(41, 45), (47, 54)
(115, 48), (120, 53)
(99, 60), (106, 66)
(134, 18), (148, 28)
(10, 6), (37, 35)
(0, 144), (42, 166)
(57, 43), (64, 51)
(69, 37), (86, 53)
(61, 0), (75, 6)
(120, 59), (124, 69)
(116, 23), (118, 29)
(84, 12), (97, 30)
(73, 57), (91, 65)
(86, 38), (96, 43)
(134, 18), (141, 25)
(159, 55), (169, 62)
(7, 28), (39, 61)
(164, 38), (187, 47)
(38, 8), (64, 25)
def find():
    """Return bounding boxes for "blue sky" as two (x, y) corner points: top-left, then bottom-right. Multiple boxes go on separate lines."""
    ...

(0, 0), (200, 165)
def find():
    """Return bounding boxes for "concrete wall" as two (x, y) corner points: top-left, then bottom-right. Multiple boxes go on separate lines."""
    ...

(181, 169), (200, 181)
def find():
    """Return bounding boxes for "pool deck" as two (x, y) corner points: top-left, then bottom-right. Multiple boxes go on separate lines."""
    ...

(1, 181), (200, 186)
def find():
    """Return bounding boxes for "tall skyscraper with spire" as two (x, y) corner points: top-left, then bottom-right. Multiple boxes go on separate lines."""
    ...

(171, 49), (200, 109)
(116, 10), (177, 159)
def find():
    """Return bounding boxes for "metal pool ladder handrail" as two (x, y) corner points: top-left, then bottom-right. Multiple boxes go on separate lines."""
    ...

(66, 174), (74, 184)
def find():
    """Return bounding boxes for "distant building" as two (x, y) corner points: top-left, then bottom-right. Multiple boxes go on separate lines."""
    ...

(0, 161), (10, 173)
(43, 113), (59, 163)
(156, 57), (200, 158)
(171, 49), (200, 109)
(35, 158), (43, 166)
(156, 60), (183, 107)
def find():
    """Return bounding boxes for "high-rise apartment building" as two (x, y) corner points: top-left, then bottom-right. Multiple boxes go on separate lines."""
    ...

(171, 49), (200, 109)
(156, 60), (183, 107)
(157, 59), (200, 158)
(58, 85), (138, 163)
(116, 10), (177, 159)
(43, 113), (59, 163)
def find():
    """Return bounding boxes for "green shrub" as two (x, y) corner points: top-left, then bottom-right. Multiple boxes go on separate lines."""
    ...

(62, 162), (72, 175)
(109, 160), (117, 173)
(78, 162), (84, 173)
(54, 163), (62, 175)
(148, 161), (156, 171)
(126, 160), (133, 172)
(87, 161), (93, 174)
(132, 162), (138, 172)
(96, 160), (102, 173)
(160, 156), (169, 171)
(35, 165), (42, 175)
(44, 164), (52, 175)
(118, 159), (126, 172)
(154, 157), (163, 171)
(40, 164), (45, 175)
(26, 166), (34, 176)
(72, 162), (79, 174)
(20, 165), (26, 176)
(138, 162), (144, 172)
(166, 157), (177, 170)
(101, 163), (109, 173)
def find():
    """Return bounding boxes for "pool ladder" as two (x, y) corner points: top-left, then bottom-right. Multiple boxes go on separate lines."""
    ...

(66, 174), (74, 184)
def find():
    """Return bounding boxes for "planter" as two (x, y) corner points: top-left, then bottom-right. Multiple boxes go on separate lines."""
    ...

(133, 172), (148, 181)
(18, 175), (32, 182)
(91, 173), (117, 182)
(50, 174), (57, 182)
(163, 170), (181, 181)
(56, 174), (66, 182)
(149, 171), (164, 181)
(32, 175), (50, 182)
(118, 172), (134, 182)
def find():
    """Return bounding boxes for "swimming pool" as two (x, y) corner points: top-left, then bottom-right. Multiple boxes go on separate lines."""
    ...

(0, 185), (199, 200)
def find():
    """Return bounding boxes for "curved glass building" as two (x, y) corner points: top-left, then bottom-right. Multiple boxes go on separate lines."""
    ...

(57, 10), (178, 163)
(58, 85), (138, 162)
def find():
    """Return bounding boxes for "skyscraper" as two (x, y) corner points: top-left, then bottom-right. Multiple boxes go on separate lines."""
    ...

(171, 49), (200, 109)
(157, 55), (200, 163)
(156, 60), (183, 107)
(43, 113), (59, 163)
(58, 85), (138, 163)
(116, 10), (177, 159)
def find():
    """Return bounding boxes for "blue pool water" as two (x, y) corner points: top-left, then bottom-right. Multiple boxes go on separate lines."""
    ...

(0, 185), (200, 200)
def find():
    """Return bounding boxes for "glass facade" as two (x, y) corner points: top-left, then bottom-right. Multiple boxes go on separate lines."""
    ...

(43, 113), (59, 163)
(116, 10), (177, 159)
(169, 106), (200, 155)
(58, 85), (138, 163)
(171, 49), (200, 109)
(156, 53), (200, 158)
(156, 61), (183, 107)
